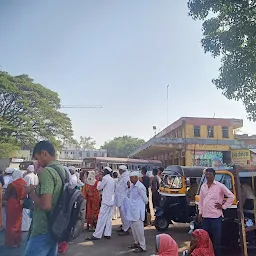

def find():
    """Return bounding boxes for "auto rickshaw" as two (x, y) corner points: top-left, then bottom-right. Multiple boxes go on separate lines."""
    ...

(192, 165), (256, 251)
(154, 165), (205, 231)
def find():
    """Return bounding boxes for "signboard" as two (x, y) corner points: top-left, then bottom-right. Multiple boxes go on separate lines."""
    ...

(191, 151), (223, 167)
(231, 149), (250, 165)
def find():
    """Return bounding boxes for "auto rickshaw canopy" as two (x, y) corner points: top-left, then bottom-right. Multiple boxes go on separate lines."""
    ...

(163, 165), (205, 178)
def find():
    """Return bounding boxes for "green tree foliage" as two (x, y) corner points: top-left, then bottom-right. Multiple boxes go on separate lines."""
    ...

(0, 71), (74, 155)
(188, 0), (256, 120)
(79, 136), (96, 150)
(101, 136), (145, 158)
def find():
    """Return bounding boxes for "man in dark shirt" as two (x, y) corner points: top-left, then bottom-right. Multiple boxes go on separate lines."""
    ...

(151, 168), (161, 209)
(141, 166), (150, 225)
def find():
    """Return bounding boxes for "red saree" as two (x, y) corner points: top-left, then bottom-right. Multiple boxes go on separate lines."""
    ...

(83, 181), (100, 227)
(5, 178), (26, 247)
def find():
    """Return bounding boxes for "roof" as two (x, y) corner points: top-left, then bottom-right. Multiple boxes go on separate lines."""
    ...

(163, 165), (205, 177)
(83, 157), (161, 164)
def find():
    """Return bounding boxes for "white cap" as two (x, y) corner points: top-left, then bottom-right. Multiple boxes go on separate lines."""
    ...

(5, 167), (14, 174)
(69, 166), (76, 172)
(27, 165), (35, 172)
(129, 171), (140, 177)
(104, 167), (112, 173)
(119, 165), (128, 171)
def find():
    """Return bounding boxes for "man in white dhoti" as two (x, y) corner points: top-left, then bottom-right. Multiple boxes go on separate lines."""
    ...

(86, 167), (115, 240)
(22, 165), (39, 232)
(115, 165), (130, 236)
(125, 171), (148, 253)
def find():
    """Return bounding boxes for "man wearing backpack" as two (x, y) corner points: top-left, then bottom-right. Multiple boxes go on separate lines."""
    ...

(25, 141), (65, 256)
(86, 167), (115, 240)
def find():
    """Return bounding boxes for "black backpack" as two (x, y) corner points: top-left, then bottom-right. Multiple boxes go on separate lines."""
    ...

(47, 164), (86, 242)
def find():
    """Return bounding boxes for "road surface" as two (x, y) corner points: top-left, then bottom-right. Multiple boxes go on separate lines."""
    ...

(0, 220), (255, 255)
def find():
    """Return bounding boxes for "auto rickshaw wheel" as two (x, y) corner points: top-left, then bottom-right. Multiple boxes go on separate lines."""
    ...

(155, 217), (169, 231)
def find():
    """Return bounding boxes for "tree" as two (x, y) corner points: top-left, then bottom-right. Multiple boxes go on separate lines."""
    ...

(0, 71), (74, 154)
(101, 136), (145, 158)
(188, 0), (256, 120)
(79, 136), (96, 150)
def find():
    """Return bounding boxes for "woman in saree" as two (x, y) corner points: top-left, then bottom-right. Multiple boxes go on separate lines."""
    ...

(151, 233), (179, 256)
(183, 229), (214, 256)
(4, 169), (26, 247)
(83, 170), (100, 231)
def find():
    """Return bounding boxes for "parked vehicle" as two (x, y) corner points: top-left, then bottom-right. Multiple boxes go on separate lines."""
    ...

(154, 165), (204, 231)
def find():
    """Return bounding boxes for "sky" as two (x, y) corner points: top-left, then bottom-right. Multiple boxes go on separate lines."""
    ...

(0, 1), (255, 147)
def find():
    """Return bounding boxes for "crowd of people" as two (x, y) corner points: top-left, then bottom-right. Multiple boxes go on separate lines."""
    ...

(0, 140), (238, 256)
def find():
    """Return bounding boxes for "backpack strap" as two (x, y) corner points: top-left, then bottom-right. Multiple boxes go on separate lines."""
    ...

(48, 164), (69, 185)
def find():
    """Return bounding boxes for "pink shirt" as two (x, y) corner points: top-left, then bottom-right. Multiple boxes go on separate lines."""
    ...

(199, 180), (235, 218)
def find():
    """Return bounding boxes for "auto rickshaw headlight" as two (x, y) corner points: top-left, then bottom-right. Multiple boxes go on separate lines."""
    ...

(160, 196), (166, 207)
(189, 221), (194, 231)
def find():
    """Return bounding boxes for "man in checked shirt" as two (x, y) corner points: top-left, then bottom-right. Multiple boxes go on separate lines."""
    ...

(198, 167), (235, 256)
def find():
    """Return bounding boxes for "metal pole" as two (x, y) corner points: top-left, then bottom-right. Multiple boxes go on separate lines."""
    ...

(235, 166), (248, 256)
(167, 84), (169, 126)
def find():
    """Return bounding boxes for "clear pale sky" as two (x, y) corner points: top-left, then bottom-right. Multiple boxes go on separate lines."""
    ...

(0, 1), (255, 147)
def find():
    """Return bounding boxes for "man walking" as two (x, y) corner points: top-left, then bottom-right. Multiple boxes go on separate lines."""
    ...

(151, 168), (161, 209)
(115, 165), (130, 236)
(198, 167), (235, 256)
(86, 167), (115, 240)
(125, 171), (148, 253)
(25, 141), (65, 256)
(140, 166), (150, 225)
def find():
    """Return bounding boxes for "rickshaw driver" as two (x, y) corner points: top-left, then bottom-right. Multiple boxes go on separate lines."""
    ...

(198, 167), (235, 256)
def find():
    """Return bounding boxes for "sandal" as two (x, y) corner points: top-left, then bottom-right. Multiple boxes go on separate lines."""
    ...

(128, 243), (139, 249)
(85, 236), (100, 241)
(133, 247), (146, 253)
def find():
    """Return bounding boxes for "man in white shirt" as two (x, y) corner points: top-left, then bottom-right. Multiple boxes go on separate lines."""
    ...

(24, 165), (39, 186)
(86, 167), (115, 240)
(69, 166), (78, 188)
(2, 167), (14, 229)
(22, 165), (39, 232)
(125, 171), (148, 253)
(115, 165), (130, 236)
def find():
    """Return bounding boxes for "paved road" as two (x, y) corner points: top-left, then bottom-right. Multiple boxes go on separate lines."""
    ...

(0, 220), (255, 256)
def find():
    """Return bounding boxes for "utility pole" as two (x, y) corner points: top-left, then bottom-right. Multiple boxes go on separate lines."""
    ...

(167, 84), (169, 126)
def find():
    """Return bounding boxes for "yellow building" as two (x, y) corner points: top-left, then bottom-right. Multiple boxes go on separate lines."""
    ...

(130, 117), (243, 167)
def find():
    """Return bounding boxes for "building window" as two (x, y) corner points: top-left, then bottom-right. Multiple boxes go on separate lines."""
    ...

(94, 152), (97, 157)
(207, 126), (214, 138)
(194, 126), (201, 137)
(86, 152), (90, 157)
(222, 126), (229, 138)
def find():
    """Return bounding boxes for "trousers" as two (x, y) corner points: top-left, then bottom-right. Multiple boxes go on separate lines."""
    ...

(202, 217), (222, 256)
(119, 204), (130, 232)
(25, 233), (57, 256)
(130, 219), (146, 251)
(93, 204), (114, 239)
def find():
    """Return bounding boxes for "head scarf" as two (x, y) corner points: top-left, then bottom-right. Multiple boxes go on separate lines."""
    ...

(27, 165), (35, 172)
(156, 234), (178, 256)
(86, 171), (96, 186)
(191, 229), (214, 256)
(12, 169), (23, 181)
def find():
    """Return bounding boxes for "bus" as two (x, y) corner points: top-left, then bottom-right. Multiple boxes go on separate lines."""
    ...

(82, 157), (162, 173)
(58, 159), (83, 169)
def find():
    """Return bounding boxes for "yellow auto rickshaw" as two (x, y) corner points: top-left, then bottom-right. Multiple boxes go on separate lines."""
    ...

(154, 165), (205, 231)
